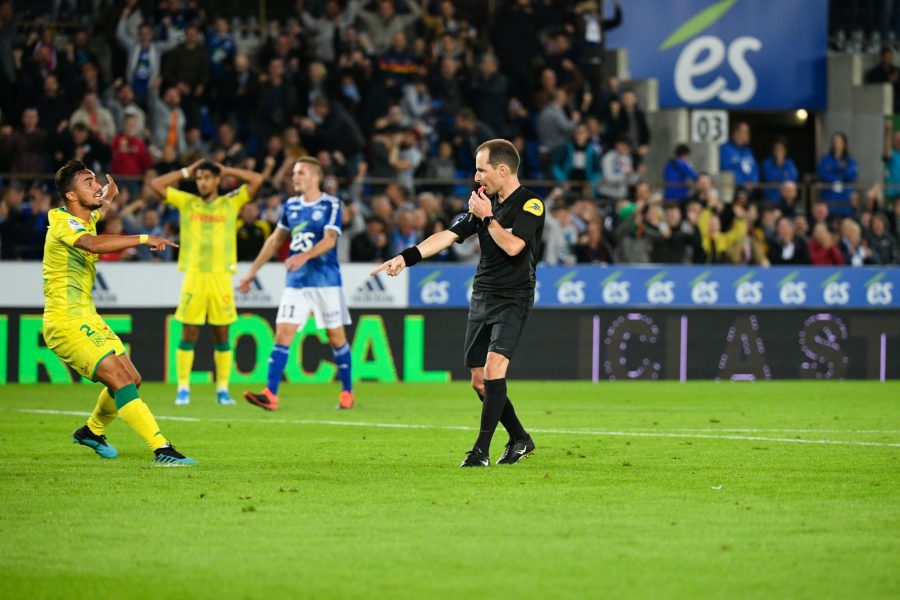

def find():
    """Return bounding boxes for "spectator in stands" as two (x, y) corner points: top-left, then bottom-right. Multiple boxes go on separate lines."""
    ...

(599, 135), (639, 200)
(357, 0), (422, 55)
(135, 209), (172, 262)
(697, 201), (748, 264)
(110, 113), (152, 180)
(552, 123), (601, 194)
(543, 202), (578, 265)
(615, 201), (652, 263)
(69, 91), (116, 143)
(606, 89), (650, 159)
(209, 122), (246, 166)
(0, 183), (27, 258)
(300, 95), (366, 171)
(794, 214), (810, 242)
(214, 52), (258, 129)
(429, 57), (465, 117)
(98, 214), (137, 262)
(207, 17), (237, 84)
(255, 57), (298, 144)
(689, 172), (718, 208)
(0, 0), (15, 120)
(808, 223), (845, 266)
(777, 181), (800, 217)
(719, 121), (759, 187)
(116, 6), (180, 107)
(35, 74), (71, 135)
(351, 216), (392, 263)
(0, 108), (47, 174)
(817, 132), (858, 217)
(491, 0), (541, 101)
(663, 143), (698, 202)
(62, 122), (111, 174)
(149, 85), (187, 155)
(840, 219), (878, 265)
(811, 199), (831, 230)
(576, 217), (614, 264)
(767, 216), (811, 265)
(650, 204), (690, 263)
(469, 53), (509, 138)
(425, 140), (457, 194)
(883, 118), (900, 206)
(865, 46), (900, 113)
(401, 75), (433, 126)
(869, 213), (898, 264)
(438, 107), (494, 172)
(162, 23), (209, 127)
(299, 0), (351, 65)
(152, 143), (181, 175)
(761, 136), (798, 203)
(236, 202), (271, 262)
(537, 90), (578, 164)
(105, 82), (146, 134)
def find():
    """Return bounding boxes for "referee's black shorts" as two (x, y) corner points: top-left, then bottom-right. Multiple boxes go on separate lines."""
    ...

(463, 289), (534, 368)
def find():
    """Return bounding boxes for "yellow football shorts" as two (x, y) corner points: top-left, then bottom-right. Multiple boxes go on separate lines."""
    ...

(43, 314), (127, 380)
(175, 271), (237, 326)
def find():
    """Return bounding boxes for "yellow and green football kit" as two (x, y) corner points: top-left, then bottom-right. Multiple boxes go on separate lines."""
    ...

(166, 184), (251, 394)
(167, 185), (251, 326)
(42, 206), (168, 451)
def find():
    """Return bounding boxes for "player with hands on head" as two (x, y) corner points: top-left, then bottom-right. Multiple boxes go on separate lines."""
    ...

(372, 139), (545, 467)
(150, 158), (264, 406)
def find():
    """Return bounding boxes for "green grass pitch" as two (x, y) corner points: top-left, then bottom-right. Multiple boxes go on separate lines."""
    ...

(0, 381), (898, 598)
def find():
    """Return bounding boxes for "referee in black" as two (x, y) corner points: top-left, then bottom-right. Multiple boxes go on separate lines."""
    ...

(371, 139), (545, 467)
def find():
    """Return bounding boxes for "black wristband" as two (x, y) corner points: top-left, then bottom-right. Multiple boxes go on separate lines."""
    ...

(400, 246), (422, 267)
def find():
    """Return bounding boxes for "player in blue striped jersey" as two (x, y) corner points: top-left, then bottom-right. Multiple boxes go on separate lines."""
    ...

(238, 157), (354, 410)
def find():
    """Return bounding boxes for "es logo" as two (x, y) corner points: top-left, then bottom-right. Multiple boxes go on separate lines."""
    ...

(735, 281), (762, 305)
(824, 282), (850, 305)
(556, 272), (586, 305)
(661, 1), (761, 105)
(779, 282), (807, 305)
(420, 280), (449, 305)
(647, 281), (674, 305)
(691, 281), (718, 304)
(602, 280), (630, 304)
(867, 282), (893, 305)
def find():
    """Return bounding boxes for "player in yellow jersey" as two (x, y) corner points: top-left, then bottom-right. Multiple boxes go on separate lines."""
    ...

(150, 160), (263, 406)
(45, 160), (196, 465)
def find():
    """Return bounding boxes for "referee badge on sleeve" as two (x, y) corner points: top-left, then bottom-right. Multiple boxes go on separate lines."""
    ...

(523, 199), (544, 217)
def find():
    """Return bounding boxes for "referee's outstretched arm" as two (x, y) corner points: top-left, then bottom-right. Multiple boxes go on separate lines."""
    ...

(370, 230), (458, 277)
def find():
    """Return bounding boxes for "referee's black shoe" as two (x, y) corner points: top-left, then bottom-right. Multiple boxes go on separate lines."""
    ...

(460, 446), (490, 467)
(496, 436), (536, 465)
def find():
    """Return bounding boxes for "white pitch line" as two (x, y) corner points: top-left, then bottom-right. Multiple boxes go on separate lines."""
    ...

(13, 408), (900, 448)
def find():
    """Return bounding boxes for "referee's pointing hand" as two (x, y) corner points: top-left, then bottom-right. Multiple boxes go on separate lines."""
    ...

(370, 255), (406, 277)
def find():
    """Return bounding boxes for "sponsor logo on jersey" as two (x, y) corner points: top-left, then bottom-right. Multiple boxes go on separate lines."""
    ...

(67, 218), (85, 232)
(312, 210), (324, 221)
(523, 198), (544, 217)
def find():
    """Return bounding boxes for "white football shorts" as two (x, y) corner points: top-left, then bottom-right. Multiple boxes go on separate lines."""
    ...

(276, 286), (351, 329)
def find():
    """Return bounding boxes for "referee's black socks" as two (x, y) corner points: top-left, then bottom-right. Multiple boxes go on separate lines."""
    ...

(476, 378), (528, 451)
(476, 387), (528, 443)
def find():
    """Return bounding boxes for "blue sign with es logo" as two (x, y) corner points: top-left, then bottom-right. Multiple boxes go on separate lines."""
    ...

(605, 0), (827, 110)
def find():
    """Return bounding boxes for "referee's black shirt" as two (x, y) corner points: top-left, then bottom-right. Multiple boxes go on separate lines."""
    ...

(449, 185), (545, 296)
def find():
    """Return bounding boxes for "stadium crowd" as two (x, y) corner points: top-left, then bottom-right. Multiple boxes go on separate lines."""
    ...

(0, 0), (898, 266)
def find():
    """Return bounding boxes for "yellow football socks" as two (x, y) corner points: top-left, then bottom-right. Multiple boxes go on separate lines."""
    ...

(176, 340), (195, 390)
(86, 387), (117, 436)
(214, 343), (232, 392)
(114, 384), (168, 451)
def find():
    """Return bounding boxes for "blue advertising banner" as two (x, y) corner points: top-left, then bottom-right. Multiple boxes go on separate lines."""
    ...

(605, 0), (828, 110)
(408, 266), (899, 309)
